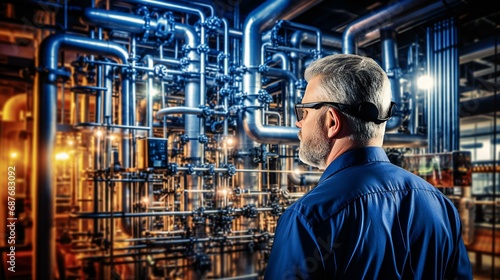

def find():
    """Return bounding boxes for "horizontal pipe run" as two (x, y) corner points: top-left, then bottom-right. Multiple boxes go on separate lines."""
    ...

(383, 133), (428, 148)
(156, 106), (204, 117)
(70, 207), (274, 218)
(74, 122), (152, 131)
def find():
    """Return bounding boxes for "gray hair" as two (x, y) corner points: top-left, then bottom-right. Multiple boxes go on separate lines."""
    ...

(304, 54), (392, 145)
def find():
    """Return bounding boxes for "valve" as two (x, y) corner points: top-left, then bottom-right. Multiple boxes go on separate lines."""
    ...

(226, 164), (236, 176)
(155, 12), (175, 42)
(233, 187), (242, 196)
(258, 64), (269, 74)
(207, 164), (215, 176)
(186, 164), (195, 175)
(197, 43), (210, 54)
(153, 64), (168, 78)
(205, 16), (222, 32)
(198, 134), (209, 144)
(180, 134), (190, 144)
(167, 163), (179, 175)
(271, 203), (283, 216)
(257, 89), (273, 105)
(242, 204), (258, 218)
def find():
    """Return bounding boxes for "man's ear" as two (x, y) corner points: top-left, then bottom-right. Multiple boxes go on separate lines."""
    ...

(326, 108), (341, 138)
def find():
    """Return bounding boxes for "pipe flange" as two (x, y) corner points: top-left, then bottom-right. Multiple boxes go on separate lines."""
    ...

(258, 64), (269, 74)
(181, 44), (193, 54)
(271, 203), (283, 216)
(204, 16), (222, 32)
(197, 43), (210, 54)
(257, 89), (272, 105)
(186, 164), (195, 174)
(198, 135), (208, 144)
(207, 164), (215, 175)
(155, 12), (175, 43)
(153, 64), (168, 78)
(200, 106), (212, 118)
(179, 134), (190, 144)
(226, 164), (236, 176)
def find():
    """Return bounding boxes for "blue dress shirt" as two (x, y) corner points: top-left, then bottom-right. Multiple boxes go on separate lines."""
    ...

(265, 147), (472, 279)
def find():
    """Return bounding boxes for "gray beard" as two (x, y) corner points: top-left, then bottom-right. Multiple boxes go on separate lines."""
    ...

(298, 121), (332, 169)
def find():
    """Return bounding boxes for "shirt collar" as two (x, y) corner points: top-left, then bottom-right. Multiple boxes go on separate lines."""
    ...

(318, 146), (390, 184)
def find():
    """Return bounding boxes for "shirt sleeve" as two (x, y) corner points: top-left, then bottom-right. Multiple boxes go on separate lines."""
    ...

(446, 219), (473, 280)
(454, 240), (473, 280)
(264, 209), (330, 280)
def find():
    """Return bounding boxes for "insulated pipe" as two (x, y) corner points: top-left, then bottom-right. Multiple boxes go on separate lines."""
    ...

(342, 0), (428, 54)
(157, 107), (204, 117)
(2, 94), (27, 121)
(242, 0), (324, 145)
(83, 8), (158, 34)
(34, 33), (129, 280)
(380, 28), (403, 131)
(357, 0), (462, 48)
(174, 24), (202, 162)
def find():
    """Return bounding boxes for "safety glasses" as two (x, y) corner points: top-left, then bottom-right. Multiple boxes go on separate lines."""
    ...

(294, 101), (396, 124)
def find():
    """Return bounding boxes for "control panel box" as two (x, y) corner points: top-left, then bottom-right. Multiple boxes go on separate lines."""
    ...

(137, 137), (168, 169)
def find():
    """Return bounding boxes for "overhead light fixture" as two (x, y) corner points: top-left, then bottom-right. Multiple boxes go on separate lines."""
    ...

(417, 75), (433, 90)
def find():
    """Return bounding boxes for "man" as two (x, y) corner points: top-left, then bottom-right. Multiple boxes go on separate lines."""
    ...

(264, 54), (472, 279)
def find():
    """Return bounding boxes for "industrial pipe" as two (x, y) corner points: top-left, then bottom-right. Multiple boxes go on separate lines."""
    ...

(342, 0), (428, 54)
(242, 0), (325, 144)
(34, 33), (129, 280)
(2, 94), (27, 121)
(380, 28), (404, 131)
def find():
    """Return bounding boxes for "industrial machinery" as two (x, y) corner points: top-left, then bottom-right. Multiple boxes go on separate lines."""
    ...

(0, 0), (498, 279)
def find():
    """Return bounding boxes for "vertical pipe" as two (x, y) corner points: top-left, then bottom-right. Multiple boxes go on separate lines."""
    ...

(380, 28), (403, 132)
(452, 18), (459, 150)
(175, 24), (203, 214)
(426, 26), (433, 153)
(34, 33), (129, 280)
(222, 19), (230, 140)
(242, 0), (305, 144)
(144, 55), (154, 137)
(130, 35), (137, 167)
